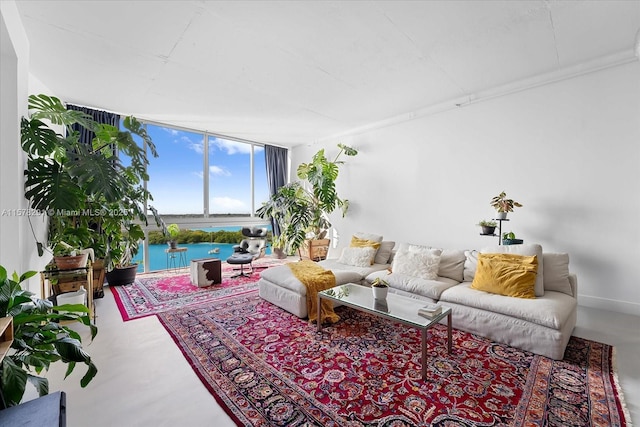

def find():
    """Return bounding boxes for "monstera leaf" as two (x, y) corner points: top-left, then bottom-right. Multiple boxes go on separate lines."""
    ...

(68, 145), (127, 203)
(20, 117), (60, 157)
(28, 94), (95, 129)
(21, 94), (159, 263)
(24, 158), (83, 211)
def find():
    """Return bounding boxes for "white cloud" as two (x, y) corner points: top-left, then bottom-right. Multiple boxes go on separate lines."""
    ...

(189, 141), (204, 154)
(210, 137), (256, 155)
(209, 165), (231, 176)
(161, 127), (179, 136)
(193, 171), (203, 179)
(211, 197), (245, 212)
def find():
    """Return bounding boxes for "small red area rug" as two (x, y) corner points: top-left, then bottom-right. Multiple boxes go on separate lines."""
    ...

(158, 292), (630, 426)
(111, 257), (289, 321)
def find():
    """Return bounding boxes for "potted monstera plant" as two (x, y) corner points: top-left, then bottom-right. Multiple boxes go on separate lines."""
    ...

(21, 94), (161, 286)
(257, 143), (358, 260)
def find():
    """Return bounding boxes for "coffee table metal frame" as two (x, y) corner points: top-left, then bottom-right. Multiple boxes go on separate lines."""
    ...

(317, 283), (452, 380)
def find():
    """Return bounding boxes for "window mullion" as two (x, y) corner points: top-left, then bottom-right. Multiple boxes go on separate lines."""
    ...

(204, 133), (209, 217)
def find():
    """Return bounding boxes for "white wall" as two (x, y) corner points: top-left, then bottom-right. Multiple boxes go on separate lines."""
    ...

(0, 1), (49, 288)
(292, 60), (640, 316)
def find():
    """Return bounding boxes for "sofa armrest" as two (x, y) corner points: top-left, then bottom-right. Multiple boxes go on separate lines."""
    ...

(568, 273), (578, 298)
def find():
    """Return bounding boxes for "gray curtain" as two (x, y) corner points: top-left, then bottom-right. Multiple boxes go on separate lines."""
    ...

(67, 104), (120, 153)
(264, 145), (288, 236)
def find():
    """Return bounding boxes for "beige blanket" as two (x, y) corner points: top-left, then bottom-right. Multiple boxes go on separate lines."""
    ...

(287, 260), (339, 324)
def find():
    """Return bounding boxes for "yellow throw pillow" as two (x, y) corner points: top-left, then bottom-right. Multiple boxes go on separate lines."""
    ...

(471, 253), (538, 299)
(350, 236), (381, 264)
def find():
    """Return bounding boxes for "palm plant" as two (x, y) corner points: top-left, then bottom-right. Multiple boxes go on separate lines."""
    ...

(0, 265), (98, 408)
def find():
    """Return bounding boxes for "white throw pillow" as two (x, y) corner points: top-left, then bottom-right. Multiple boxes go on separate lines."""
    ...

(338, 247), (377, 267)
(543, 253), (573, 296)
(397, 242), (431, 253)
(391, 248), (442, 280)
(374, 241), (395, 264)
(480, 244), (545, 297)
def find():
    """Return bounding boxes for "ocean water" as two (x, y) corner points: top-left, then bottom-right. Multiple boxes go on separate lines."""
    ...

(132, 224), (272, 272)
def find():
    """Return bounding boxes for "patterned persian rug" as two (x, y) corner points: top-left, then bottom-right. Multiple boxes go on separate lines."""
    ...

(111, 257), (289, 321)
(158, 291), (630, 426)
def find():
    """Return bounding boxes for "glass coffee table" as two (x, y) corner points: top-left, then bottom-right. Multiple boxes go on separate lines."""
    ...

(318, 283), (452, 380)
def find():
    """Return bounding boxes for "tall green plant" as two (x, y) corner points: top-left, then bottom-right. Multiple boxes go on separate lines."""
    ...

(21, 94), (160, 268)
(296, 143), (358, 239)
(0, 265), (98, 408)
(257, 143), (358, 254)
(256, 182), (312, 255)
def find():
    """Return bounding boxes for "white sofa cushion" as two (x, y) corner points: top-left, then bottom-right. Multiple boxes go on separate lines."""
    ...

(439, 282), (576, 330)
(338, 246), (377, 267)
(318, 258), (389, 278)
(260, 263), (364, 295)
(374, 241), (395, 264)
(438, 249), (466, 282)
(397, 242), (430, 253)
(464, 250), (480, 282)
(366, 270), (459, 300)
(480, 244), (545, 297)
(392, 248), (442, 280)
(543, 253), (573, 296)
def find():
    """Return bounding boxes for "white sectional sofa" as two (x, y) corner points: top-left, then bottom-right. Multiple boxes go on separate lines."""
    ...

(258, 238), (577, 360)
(259, 258), (390, 318)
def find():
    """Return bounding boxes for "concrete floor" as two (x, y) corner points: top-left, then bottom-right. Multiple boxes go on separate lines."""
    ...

(35, 286), (639, 426)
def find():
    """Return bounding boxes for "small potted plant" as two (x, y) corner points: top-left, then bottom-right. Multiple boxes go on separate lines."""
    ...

(270, 234), (287, 259)
(52, 241), (89, 270)
(478, 220), (498, 236)
(167, 223), (180, 249)
(502, 231), (524, 245)
(371, 277), (389, 300)
(490, 191), (523, 219)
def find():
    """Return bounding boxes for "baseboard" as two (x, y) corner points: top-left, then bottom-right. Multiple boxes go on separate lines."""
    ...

(578, 295), (640, 317)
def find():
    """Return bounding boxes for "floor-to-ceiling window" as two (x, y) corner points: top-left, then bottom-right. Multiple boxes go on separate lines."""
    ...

(126, 121), (272, 271)
(147, 126), (205, 215)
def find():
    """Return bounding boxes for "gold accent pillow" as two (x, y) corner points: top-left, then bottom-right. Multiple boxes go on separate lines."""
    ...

(350, 236), (381, 264)
(471, 253), (538, 299)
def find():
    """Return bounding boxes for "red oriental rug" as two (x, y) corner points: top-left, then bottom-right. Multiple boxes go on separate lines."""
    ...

(111, 257), (289, 321)
(158, 291), (630, 426)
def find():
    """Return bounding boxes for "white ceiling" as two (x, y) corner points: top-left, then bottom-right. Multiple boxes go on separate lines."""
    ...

(14, 0), (640, 147)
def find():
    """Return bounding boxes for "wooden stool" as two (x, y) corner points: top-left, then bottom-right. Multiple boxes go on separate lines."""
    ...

(190, 258), (222, 287)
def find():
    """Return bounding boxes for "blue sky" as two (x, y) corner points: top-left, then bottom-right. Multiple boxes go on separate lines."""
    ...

(140, 124), (268, 215)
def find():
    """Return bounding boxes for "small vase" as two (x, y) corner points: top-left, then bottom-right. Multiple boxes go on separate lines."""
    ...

(496, 212), (508, 220)
(372, 286), (388, 300)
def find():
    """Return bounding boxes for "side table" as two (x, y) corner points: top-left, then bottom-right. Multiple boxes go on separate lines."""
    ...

(40, 266), (94, 324)
(165, 247), (188, 272)
(190, 258), (222, 287)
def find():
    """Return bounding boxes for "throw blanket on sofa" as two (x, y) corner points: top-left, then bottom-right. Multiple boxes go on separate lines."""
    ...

(287, 260), (339, 324)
